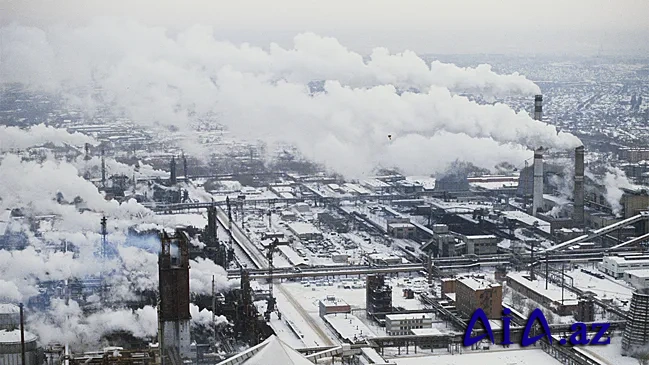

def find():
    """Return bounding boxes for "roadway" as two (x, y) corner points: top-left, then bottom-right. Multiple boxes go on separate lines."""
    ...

(214, 206), (267, 269)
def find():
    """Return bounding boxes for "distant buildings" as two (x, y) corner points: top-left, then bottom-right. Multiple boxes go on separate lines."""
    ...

(385, 314), (433, 336)
(598, 255), (649, 279)
(619, 147), (649, 163)
(454, 276), (502, 319)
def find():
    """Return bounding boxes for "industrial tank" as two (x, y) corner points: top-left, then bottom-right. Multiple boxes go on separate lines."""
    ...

(0, 304), (20, 331)
(0, 329), (39, 365)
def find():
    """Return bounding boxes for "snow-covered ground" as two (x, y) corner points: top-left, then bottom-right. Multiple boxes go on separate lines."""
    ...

(390, 348), (560, 365)
(566, 268), (634, 309)
(579, 335), (637, 365)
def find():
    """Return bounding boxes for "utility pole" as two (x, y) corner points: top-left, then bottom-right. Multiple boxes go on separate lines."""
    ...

(19, 303), (26, 365)
(100, 216), (107, 304)
(212, 275), (216, 339)
(101, 148), (106, 188)
(530, 239), (535, 281)
(545, 253), (549, 290)
(561, 262), (565, 305)
(522, 160), (529, 211)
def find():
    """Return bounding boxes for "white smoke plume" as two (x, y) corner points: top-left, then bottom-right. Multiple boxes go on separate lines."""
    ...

(190, 304), (228, 328)
(0, 19), (581, 177)
(0, 124), (98, 152)
(603, 166), (641, 217)
(72, 156), (168, 180)
(28, 299), (158, 348)
(190, 257), (235, 295)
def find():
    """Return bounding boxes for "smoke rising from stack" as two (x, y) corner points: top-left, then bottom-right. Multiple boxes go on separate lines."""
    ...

(604, 166), (641, 217)
(0, 19), (582, 177)
(0, 124), (98, 152)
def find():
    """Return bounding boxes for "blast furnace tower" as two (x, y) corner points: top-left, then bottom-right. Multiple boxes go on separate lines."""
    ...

(159, 228), (192, 362)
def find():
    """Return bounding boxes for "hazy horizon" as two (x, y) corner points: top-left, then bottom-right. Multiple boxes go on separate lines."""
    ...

(1, 0), (648, 56)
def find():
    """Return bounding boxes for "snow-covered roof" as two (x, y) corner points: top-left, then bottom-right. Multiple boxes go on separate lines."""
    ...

(287, 222), (321, 236)
(216, 335), (313, 365)
(385, 313), (433, 321)
(624, 269), (649, 279)
(0, 330), (37, 344)
(0, 304), (19, 314)
(458, 277), (500, 291)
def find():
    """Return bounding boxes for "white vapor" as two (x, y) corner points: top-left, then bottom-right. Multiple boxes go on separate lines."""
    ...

(0, 124), (98, 152)
(28, 299), (158, 348)
(603, 166), (641, 217)
(190, 304), (228, 328)
(0, 19), (581, 177)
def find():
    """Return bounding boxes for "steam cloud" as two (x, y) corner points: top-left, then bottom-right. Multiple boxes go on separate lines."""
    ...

(0, 124), (98, 152)
(604, 166), (641, 217)
(0, 18), (581, 177)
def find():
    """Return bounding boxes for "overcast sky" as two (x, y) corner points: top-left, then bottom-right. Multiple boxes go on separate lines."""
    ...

(1, 0), (648, 55)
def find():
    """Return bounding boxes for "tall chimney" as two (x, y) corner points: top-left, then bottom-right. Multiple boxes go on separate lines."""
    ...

(534, 95), (543, 121)
(574, 146), (585, 226)
(170, 156), (177, 186)
(532, 147), (544, 216)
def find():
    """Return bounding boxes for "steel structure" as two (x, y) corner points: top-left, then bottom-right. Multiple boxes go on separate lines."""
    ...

(158, 229), (192, 363)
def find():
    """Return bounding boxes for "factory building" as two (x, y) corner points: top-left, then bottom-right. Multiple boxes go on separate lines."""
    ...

(434, 173), (469, 193)
(623, 269), (649, 290)
(622, 289), (649, 357)
(158, 228), (192, 362)
(506, 272), (578, 316)
(318, 296), (351, 318)
(367, 253), (402, 266)
(455, 276), (502, 319)
(366, 275), (392, 321)
(386, 222), (416, 239)
(287, 222), (323, 241)
(385, 314), (433, 336)
(461, 234), (498, 255)
(598, 255), (649, 279)
(421, 224), (460, 258)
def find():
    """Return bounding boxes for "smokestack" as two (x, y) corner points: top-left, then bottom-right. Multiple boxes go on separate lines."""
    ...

(532, 147), (544, 216)
(84, 143), (91, 161)
(182, 152), (188, 182)
(101, 148), (106, 188)
(574, 146), (585, 226)
(534, 94), (543, 121)
(170, 156), (177, 185)
(19, 303), (26, 365)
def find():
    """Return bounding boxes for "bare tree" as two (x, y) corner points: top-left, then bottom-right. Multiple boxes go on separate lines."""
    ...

(511, 290), (525, 310)
(525, 300), (536, 316)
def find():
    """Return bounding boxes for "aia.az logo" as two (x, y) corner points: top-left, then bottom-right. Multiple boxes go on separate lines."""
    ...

(464, 308), (611, 347)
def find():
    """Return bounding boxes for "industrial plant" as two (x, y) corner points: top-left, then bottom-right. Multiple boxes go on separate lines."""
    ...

(1, 10), (649, 365)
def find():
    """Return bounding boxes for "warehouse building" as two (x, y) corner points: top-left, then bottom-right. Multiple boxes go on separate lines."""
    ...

(455, 276), (502, 319)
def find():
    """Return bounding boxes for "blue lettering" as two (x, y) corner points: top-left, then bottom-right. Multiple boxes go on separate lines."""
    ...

(501, 308), (513, 345)
(521, 308), (553, 347)
(589, 323), (611, 345)
(569, 322), (589, 345)
(463, 308), (495, 347)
